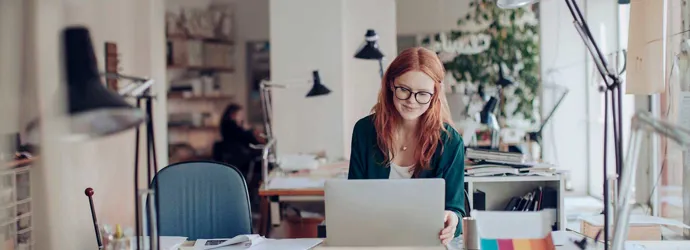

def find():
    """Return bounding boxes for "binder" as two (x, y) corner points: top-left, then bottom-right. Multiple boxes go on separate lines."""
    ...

(473, 190), (486, 211)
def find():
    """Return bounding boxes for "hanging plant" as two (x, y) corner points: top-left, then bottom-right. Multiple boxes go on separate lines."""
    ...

(423, 0), (540, 123)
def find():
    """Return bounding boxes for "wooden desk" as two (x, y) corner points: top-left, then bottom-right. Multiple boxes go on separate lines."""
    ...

(258, 162), (566, 236)
(178, 231), (690, 249)
(258, 162), (348, 235)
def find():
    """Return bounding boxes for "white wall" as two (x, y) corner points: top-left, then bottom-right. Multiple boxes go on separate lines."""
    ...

(28, 0), (167, 249)
(396, 0), (472, 35)
(270, 0), (396, 160)
(270, 0), (347, 159)
(343, 0), (398, 158)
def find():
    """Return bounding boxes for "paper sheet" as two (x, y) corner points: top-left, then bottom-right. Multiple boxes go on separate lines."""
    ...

(248, 238), (323, 250)
(194, 234), (265, 250)
(266, 177), (325, 190)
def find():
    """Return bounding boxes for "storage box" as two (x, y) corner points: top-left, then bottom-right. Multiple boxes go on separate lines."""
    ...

(203, 43), (234, 69)
(169, 39), (204, 67)
(580, 218), (662, 241)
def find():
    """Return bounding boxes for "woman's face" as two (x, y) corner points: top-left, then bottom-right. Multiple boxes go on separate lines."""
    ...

(392, 71), (435, 122)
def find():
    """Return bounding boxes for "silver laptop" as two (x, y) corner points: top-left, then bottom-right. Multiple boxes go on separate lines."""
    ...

(324, 179), (445, 247)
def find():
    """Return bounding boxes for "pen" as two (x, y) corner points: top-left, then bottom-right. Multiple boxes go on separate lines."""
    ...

(85, 188), (104, 250)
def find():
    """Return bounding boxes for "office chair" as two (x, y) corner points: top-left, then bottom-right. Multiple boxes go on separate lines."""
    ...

(151, 161), (253, 240)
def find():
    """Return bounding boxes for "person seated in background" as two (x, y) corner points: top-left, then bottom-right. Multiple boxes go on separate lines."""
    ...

(348, 47), (465, 245)
(214, 104), (266, 192)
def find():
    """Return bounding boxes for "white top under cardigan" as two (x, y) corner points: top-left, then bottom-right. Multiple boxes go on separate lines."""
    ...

(389, 162), (413, 179)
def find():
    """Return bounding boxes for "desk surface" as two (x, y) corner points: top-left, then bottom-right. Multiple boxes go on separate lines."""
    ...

(259, 162), (562, 197)
(177, 231), (690, 249)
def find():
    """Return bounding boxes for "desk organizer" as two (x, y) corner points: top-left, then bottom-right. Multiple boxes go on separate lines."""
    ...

(1, 159), (33, 250)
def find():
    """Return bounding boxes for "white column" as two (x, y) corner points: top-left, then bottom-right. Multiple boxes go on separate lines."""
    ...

(342, 0), (397, 159)
(28, 0), (168, 248)
(269, 0), (396, 160)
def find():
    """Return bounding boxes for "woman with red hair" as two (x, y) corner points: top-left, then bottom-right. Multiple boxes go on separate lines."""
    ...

(348, 47), (465, 244)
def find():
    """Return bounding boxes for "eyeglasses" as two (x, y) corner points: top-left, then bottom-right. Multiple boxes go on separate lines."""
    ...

(393, 86), (433, 104)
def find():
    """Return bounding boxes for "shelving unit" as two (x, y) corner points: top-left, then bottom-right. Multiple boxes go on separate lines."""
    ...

(465, 174), (565, 231)
(1, 158), (33, 250)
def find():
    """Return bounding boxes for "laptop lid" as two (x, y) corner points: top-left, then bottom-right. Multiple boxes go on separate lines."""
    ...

(324, 179), (445, 247)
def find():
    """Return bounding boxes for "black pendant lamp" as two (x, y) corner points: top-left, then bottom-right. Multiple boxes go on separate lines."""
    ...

(37, 27), (146, 141)
(306, 70), (331, 97)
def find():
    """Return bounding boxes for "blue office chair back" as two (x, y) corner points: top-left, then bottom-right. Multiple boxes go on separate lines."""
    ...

(151, 161), (252, 240)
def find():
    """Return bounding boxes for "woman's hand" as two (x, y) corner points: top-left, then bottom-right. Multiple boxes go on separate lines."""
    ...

(440, 210), (458, 245)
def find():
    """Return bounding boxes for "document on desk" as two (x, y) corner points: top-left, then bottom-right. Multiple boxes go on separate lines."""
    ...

(249, 238), (323, 250)
(194, 234), (265, 250)
(267, 177), (326, 190)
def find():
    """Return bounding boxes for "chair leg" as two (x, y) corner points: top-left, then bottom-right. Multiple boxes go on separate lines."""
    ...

(259, 195), (270, 236)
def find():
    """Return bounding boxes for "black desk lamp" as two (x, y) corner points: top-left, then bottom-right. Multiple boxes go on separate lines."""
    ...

(26, 26), (161, 250)
(354, 29), (385, 78)
(496, 1), (629, 249)
(25, 28), (146, 141)
(477, 97), (500, 149)
(259, 70), (331, 180)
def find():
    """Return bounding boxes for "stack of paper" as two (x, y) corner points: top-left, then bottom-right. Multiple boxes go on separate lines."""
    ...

(266, 177), (326, 190)
(467, 148), (527, 164)
(193, 234), (322, 250)
(277, 154), (320, 171)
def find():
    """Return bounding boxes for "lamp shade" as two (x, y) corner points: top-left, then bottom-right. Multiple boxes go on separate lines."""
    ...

(496, 0), (539, 9)
(306, 70), (331, 97)
(63, 27), (146, 139)
(479, 97), (498, 124)
(496, 67), (516, 88)
(625, 0), (665, 94)
(354, 29), (384, 60)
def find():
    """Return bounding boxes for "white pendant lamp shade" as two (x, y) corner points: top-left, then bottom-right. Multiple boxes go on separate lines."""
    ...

(496, 0), (539, 9)
(626, 0), (666, 94)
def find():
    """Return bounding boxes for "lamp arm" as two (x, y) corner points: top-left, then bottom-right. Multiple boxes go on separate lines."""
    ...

(261, 138), (277, 182)
(259, 80), (273, 140)
(102, 72), (149, 83)
(565, 0), (617, 80)
(610, 111), (690, 250)
(260, 79), (313, 88)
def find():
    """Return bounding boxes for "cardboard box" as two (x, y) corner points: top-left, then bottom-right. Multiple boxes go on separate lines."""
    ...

(580, 219), (662, 241)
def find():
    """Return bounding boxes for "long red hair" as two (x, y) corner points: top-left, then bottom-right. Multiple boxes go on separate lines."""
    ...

(371, 47), (454, 176)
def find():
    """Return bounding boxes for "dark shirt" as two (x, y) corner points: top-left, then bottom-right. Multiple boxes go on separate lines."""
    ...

(220, 120), (259, 146)
(347, 115), (466, 237)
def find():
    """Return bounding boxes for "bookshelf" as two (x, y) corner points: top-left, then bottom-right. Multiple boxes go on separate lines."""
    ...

(1, 158), (33, 249)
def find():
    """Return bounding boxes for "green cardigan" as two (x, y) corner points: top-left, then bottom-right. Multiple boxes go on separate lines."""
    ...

(347, 115), (466, 237)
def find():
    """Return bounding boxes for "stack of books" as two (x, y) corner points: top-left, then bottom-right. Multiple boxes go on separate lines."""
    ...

(465, 148), (558, 177)
(466, 148), (527, 165)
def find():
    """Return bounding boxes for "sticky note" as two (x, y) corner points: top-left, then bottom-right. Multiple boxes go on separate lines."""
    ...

(480, 238), (499, 250)
(497, 239), (514, 250)
(513, 239), (531, 250)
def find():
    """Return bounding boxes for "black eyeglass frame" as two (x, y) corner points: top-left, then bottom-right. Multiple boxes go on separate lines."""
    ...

(392, 86), (434, 104)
